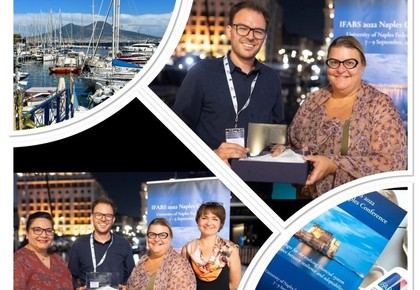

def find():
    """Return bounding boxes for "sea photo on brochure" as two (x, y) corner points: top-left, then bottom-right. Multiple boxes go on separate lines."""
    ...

(256, 191), (407, 290)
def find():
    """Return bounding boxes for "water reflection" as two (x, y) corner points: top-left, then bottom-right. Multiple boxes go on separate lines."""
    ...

(280, 236), (364, 289)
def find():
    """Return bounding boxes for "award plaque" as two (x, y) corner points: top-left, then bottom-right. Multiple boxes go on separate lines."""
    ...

(86, 272), (119, 290)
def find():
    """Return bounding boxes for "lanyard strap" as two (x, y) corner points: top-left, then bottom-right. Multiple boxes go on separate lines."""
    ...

(90, 232), (114, 272)
(223, 55), (259, 127)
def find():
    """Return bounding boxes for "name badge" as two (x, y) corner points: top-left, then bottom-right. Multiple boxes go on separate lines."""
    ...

(226, 127), (245, 147)
(89, 278), (99, 289)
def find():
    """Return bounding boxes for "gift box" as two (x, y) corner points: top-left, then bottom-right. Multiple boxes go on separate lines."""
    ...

(231, 152), (310, 184)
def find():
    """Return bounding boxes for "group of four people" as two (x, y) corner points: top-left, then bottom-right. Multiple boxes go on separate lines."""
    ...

(14, 196), (239, 290)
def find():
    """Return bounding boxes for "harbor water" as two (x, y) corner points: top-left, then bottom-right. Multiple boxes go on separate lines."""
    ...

(16, 48), (111, 109)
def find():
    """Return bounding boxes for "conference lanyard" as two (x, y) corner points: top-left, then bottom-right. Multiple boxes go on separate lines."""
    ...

(223, 55), (259, 127)
(90, 233), (114, 272)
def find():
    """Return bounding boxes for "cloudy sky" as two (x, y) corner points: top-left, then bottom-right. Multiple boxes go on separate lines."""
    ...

(13, 0), (176, 38)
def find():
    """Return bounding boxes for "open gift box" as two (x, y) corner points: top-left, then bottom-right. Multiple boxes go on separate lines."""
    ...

(231, 149), (310, 184)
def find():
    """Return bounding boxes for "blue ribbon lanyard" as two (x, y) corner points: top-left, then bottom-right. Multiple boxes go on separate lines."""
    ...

(90, 233), (114, 272)
(223, 55), (259, 127)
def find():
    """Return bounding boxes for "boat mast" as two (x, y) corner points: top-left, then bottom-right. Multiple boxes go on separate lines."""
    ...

(112, 0), (120, 59)
(49, 10), (54, 50)
(59, 9), (63, 49)
(92, 0), (95, 46)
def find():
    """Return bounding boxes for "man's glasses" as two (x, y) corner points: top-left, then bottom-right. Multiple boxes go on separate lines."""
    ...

(92, 212), (114, 220)
(31, 227), (55, 236)
(325, 58), (359, 69)
(147, 232), (169, 239)
(231, 23), (267, 40)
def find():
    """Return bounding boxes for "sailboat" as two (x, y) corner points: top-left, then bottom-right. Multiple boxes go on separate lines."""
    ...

(82, 59), (142, 88)
(49, 50), (85, 74)
(80, 0), (141, 89)
(49, 9), (85, 75)
(117, 40), (158, 65)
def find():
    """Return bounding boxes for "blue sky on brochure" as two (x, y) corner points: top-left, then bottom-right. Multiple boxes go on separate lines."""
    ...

(13, 0), (176, 37)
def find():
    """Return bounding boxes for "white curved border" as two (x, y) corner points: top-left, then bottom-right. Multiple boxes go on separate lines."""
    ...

(9, 0), (190, 147)
(284, 170), (411, 227)
(134, 84), (284, 233)
(241, 179), (413, 289)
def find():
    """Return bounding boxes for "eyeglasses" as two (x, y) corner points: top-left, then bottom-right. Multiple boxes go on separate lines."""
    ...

(31, 227), (55, 236)
(231, 23), (267, 40)
(147, 232), (169, 239)
(325, 58), (359, 69)
(92, 212), (114, 220)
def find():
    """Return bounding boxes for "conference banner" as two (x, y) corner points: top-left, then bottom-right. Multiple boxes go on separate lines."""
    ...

(333, 0), (408, 131)
(146, 176), (231, 251)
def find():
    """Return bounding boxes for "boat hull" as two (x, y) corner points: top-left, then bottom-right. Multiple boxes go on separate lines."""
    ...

(49, 66), (82, 75)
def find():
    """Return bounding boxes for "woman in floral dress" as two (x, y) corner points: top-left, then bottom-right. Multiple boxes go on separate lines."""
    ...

(125, 218), (196, 290)
(273, 35), (407, 198)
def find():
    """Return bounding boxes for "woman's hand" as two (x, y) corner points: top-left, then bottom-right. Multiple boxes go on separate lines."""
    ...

(270, 144), (287, 157)
(303, 155), (338, 185)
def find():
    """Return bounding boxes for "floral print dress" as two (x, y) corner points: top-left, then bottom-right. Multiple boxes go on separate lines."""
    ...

(289, 81), (407, 198)
(126, 248), (196, 290)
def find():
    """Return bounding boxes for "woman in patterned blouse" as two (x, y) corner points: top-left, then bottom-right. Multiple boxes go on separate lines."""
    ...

(14, 211), (73, 290)
(125, 218), (196, 290)
(273, 35), (407, 198)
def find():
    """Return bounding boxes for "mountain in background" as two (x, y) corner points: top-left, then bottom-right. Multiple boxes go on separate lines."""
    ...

(40, 21), (161, 43)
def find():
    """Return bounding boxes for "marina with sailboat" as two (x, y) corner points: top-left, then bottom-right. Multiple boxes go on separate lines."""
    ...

(13, 0), (162, 130)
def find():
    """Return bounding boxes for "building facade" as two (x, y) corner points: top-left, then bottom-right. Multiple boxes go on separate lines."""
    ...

(15, 172), (107, 239)
(174, 0), (283, 62)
